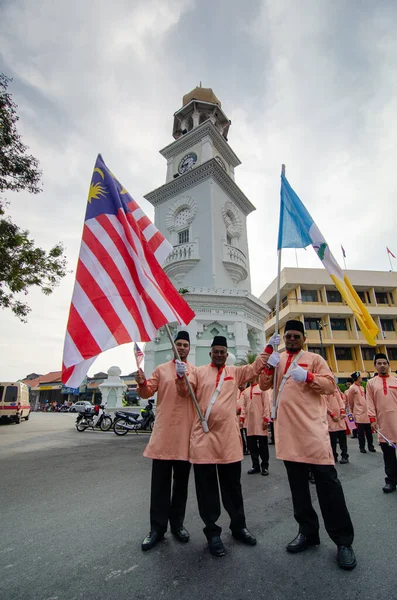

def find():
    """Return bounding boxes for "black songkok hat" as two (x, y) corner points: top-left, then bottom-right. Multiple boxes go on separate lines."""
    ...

(211, 335), (228, 348)
(284, 320), (305, 335)
(351, 371), (361, 381)
(174, 330), (190, 344)
(374, 353), (389, 364)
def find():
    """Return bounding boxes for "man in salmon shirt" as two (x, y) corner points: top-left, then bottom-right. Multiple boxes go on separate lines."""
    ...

(136, 331), (195, 551)
(259, 320), (356, 570)
(349, 372), (375, 454)
(367, 353), (397, 493)
(326, 386), (349, 464)
(179, 334), (275, 557)
(241, 378), (270, 475)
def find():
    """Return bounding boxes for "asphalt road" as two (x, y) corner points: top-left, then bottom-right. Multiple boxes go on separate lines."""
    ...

(0, 414), (396, 600)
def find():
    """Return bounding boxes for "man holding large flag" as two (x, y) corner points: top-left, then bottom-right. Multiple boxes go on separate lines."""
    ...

(259, 321), (356, 570)
(136, 330), (195, 551)
(62, 155), (196, 547)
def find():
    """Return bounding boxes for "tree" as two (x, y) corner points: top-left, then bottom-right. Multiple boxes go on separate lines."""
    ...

(0, 73), (67, 321)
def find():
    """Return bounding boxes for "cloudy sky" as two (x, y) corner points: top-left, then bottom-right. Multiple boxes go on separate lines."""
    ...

(1, 0), (397, 381)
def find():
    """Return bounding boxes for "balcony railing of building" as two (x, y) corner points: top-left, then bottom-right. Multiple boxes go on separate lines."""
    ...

(163, 242), (200, 265)
(222, 244), (248, 284)
(265, 296), (397, 322)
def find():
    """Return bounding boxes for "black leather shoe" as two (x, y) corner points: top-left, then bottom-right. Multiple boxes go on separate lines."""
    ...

(141, 530), (164, 551)
(337, 545), (357, 570)
(339, 457), (349, 464)
(360, 448), (367, 453)
(208, 535), (226, 557)
(368, 446), (376, 452)
(286, 533), (320, 553)
(261, 468), (269, 476)
(382, 483), (396, 493)
(232, 528), (257, 546)
(171, 526), (190, 543)
(247, 467), (260, 474)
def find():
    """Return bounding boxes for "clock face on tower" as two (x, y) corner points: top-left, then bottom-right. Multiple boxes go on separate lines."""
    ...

(178, 153), (197, 175)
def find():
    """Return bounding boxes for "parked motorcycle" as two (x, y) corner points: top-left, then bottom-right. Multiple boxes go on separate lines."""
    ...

(113, 402), (155, 436)
(75, 406), (113, 432)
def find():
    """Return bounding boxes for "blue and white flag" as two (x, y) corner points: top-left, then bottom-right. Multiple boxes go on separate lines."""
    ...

(277, 174), (378, 346)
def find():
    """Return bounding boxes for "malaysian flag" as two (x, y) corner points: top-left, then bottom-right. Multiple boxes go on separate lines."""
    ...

(134, 343), (144, 369)
(62, 155), (195, 388)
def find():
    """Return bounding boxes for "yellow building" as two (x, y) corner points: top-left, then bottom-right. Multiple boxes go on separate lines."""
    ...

(260, 268), (397, 380)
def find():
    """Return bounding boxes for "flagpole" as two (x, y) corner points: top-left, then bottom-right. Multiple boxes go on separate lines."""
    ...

(271, 164), (285, 419)
(388, 250), (393, 272)
(275, 164), (285, 336)
(164, 323), (208, 432)
(343, 256), (347, 271)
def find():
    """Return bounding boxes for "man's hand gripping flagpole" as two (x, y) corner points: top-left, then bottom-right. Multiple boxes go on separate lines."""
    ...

(164, 324), (209, 433)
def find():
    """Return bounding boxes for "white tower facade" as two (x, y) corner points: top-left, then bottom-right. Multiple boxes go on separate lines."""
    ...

(143, 87), (269, 372)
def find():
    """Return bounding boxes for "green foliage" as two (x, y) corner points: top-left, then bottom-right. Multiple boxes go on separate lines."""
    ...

(236, 352), (257, 366)
(0, 73), (67, 321)
(178, 288), (189, 295)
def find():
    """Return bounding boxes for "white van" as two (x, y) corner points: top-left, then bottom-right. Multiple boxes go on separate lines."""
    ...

(0, 382), (31, 423)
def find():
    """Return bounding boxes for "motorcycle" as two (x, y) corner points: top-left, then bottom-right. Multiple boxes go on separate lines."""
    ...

(75, 405), (113, 432)
(113, 403), (155, 436)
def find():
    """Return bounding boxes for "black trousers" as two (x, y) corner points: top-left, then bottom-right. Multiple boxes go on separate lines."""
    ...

(150, 459), (191, 534)
(329, 430), (349, 460)
(193, 462), (246, 538)
(284, 461), (354, 547)
(380, 443), (397, 486)
(248, 435), (269, 469)
(240, 428), (248, 454)
(268, 421), (275, 445)
(357, 423), (374, 450)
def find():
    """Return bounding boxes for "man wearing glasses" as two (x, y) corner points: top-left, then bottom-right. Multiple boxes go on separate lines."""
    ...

(259, 320), (356, 570)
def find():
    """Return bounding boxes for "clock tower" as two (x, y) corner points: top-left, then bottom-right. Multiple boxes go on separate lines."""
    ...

(143, 86), (269, 371)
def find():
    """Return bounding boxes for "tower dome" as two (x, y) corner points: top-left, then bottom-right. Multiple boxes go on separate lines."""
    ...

(173, 85), (230, 140)
(182, 86), (221, 108)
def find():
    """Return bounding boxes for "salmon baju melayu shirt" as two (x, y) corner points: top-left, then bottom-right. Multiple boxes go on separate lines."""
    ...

(241, 383), (270, 437)
(236, 390), (245, 429)
(183, 356), (267, 464)
(326, 389), (347, 432)
(139, 361), (195, 461)
(348, 383), (369, 424)
(259, 351), (336, 465)
(366, 374), (397, 444)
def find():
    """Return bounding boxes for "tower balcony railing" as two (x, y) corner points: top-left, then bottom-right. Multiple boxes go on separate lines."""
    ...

(222, 244), (248, 284)
(164, 241), (200, 265)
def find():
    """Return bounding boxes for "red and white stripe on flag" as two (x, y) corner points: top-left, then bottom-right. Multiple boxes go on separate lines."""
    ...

(62, 155), (195, 388)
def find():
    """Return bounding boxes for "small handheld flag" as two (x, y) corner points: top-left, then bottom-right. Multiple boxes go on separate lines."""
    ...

(341, 245), (346, 258)
(387, 247), (396, 259)
(134, 343), (144, 369)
